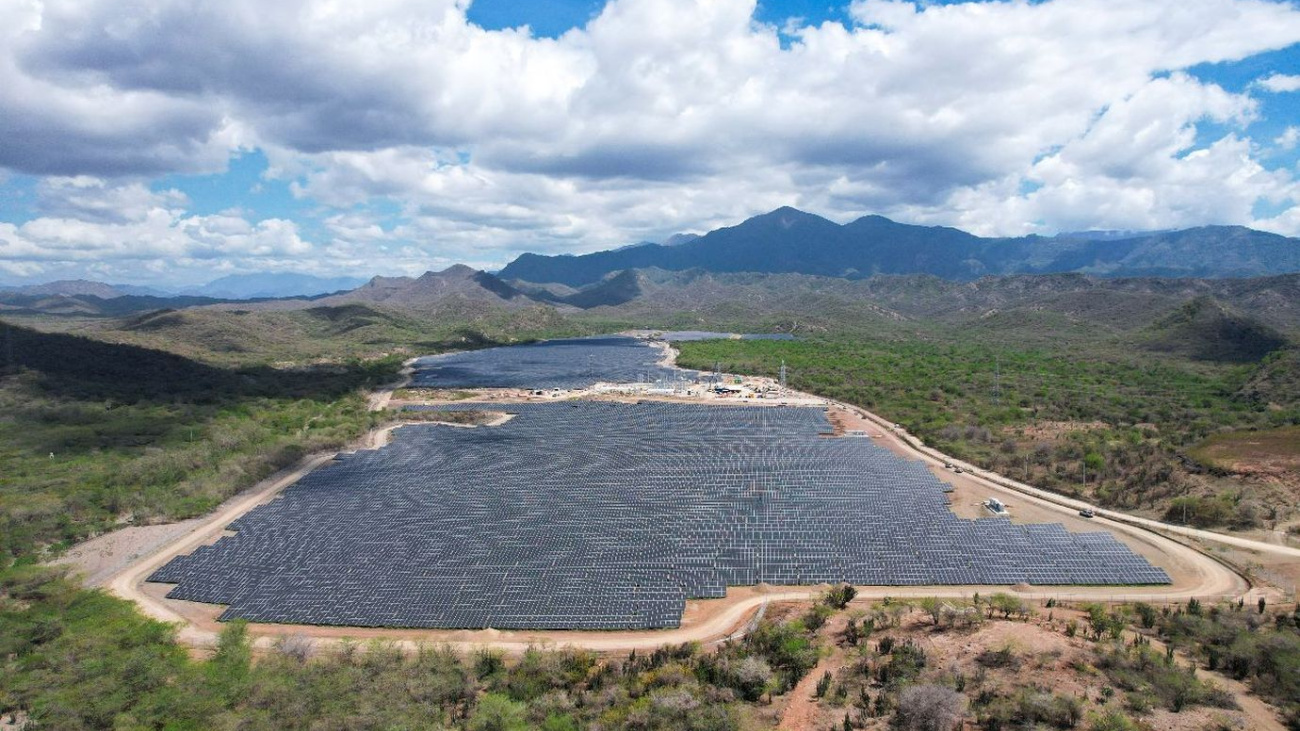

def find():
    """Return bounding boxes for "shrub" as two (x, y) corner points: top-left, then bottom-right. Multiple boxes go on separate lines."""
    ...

(1086, 708), (1139, 731)
(469, 693), (529, 731)
(815, 671), (833, 698)
(878, 640), (927, 687)
(1133, 603), (1157, 629)
(893, 684), (966, 731)
(824, 583), (858, 610)
(731, 656), (774, 702)
(803, 604), (833, 631)
(975, 647), (1020, 670)
(978, 690), (1082, 730)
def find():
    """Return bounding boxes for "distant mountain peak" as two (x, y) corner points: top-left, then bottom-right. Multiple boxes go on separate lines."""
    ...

(360, 275), (413, 289)
(850, 214), (901, 226)
(431, 263), (478, 278)
(662, 233), (700, 247)
(750, 206), (825, 229)
(764, 205), (810, 217)
(318, 264), (539, 310)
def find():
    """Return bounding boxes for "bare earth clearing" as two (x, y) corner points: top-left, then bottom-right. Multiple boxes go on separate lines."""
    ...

(56, 344), (1299, 658)
(1192, 425), (1300, 479)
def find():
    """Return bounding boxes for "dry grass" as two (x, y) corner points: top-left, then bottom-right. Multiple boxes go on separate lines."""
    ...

(1191, 426), (1300, 477)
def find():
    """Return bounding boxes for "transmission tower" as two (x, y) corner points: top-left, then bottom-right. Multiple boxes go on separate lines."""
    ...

(779, 360), (787, 390)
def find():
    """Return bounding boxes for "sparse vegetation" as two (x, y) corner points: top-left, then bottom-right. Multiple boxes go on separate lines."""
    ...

(0, 565), (836, 729)
(1156, 598), (1300, 726)
(678, 335), (1299, 528)
(0, 317), (591, 564)
(0, 324), (405, 562)
(812, 598), (1291, 731)
(2, 273), (1297, 730)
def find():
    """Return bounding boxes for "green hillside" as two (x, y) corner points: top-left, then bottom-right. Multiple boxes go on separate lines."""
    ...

(1142, 297), (1290, 363)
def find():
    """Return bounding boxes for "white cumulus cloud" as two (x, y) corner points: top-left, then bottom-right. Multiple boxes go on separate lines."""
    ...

(0, 0), (1299, 282)
(1257, 73), (1300, 92)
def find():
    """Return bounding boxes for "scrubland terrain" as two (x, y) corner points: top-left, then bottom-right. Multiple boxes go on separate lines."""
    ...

(3, 265), (1299, 729)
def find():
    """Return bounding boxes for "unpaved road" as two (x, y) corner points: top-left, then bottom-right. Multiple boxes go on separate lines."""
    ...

(841, 401), (1300, 562)
(88, 347), (1285, 654)
(365, 358), (416, 412)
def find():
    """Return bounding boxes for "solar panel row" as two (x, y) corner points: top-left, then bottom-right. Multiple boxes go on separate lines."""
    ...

(409, 336), (691, 389)
(149, 401), (1170, 630)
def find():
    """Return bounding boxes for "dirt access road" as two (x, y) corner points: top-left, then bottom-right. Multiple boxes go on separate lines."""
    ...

(90, 347), (1280, 654)
(834, 400), (1300, 563)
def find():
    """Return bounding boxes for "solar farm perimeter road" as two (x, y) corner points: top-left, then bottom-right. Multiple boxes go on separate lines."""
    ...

(843, 403), (1300, 564)
(101, 343), (1272, 654)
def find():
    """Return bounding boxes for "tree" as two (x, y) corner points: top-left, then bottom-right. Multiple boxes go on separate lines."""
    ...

(892, 684), (966, 731)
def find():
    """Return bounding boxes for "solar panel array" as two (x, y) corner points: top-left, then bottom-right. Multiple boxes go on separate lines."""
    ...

(149, 401), (1169, 630)
(410, 336), (687, 389)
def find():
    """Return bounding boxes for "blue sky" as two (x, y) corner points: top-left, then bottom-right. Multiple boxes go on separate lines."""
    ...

(468, 0), (856, 35)
(1, 0), (1299, 287)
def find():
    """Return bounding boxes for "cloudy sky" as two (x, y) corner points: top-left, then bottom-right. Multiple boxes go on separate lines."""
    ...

(1, 0), (1300, 287)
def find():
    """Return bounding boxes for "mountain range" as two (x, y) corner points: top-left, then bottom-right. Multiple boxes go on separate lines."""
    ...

(498, 207), (1300, 286)
(203, 260), (1297, 342)
(181, 273), (368, 299)
(4, 207), (1300, 363)
(0, 273), (367, 300)
(0, 279), (170, 299)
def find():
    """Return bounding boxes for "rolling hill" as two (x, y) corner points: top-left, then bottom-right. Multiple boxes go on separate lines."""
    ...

(0, 292), (237, 317)
(319, 264), (537, 310)
(543, 267), (1300, 339)
(0, 279), (135, 298)
(1142, 297), (1290, 363)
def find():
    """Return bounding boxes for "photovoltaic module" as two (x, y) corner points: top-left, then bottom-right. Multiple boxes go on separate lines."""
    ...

(150, 397), (1169, 630)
